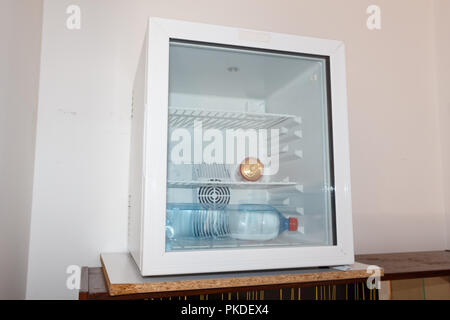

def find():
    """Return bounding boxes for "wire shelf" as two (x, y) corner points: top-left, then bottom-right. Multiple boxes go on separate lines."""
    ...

(167, 180), (301, 189)
(168, 107), (300, 130)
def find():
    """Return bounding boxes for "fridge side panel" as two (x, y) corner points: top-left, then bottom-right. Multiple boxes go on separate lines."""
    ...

(141, 18), (171, 276)
(128, 29), (149, 270)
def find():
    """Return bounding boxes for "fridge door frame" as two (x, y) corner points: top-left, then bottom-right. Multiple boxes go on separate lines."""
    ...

(141, 17), (354, 276)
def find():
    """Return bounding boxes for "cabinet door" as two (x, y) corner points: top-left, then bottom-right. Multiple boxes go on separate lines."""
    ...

(141, 18), (353, 276)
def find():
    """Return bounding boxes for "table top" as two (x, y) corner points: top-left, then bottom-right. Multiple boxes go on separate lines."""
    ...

(356, 250), (450, 281)
(101, 252), (377, 296)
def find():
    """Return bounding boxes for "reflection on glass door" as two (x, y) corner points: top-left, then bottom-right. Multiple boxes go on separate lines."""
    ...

(165, 40), (335, 252)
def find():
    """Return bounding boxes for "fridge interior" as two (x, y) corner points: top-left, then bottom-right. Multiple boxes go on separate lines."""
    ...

(165, 40), (336, 252)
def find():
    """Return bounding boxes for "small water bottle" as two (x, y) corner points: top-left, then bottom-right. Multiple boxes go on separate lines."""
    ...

(166, 204), (298, 242)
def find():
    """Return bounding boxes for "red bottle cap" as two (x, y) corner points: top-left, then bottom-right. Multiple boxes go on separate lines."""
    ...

(289, 217), (298, 231)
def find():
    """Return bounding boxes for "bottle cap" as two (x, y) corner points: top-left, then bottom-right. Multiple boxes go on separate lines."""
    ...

(289, 217), (298, 231)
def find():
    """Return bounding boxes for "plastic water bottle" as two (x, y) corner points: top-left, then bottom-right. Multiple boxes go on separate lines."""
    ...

(166, 204), (298, 241)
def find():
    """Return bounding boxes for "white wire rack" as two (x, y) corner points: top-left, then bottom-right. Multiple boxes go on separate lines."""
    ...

(167, 180), (301, 189)
(193, 164), (231, 181)
(168, 107), (300, 130)
(168, 238), (315, 251)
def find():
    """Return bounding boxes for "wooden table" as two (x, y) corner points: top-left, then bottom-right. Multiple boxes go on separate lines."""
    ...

(356, 251), (450, 281)
(357, 251), (450, 299)
(79, 251), (450, 300)
(79, 253), (381, 300)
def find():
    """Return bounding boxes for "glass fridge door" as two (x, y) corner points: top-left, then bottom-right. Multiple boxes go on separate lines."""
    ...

(165, 40), (335, 252)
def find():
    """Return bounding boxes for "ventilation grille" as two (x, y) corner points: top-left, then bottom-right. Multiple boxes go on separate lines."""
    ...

(198, 179), (231, 209)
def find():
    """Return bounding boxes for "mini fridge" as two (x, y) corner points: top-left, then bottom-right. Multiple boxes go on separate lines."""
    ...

(128, 18), (354, 276)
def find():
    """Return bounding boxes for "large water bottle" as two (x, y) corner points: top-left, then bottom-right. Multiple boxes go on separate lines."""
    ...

(165, 204), (298, 241)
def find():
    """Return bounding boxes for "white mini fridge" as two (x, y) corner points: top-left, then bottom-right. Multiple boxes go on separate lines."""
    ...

(128, 18), (354, 276)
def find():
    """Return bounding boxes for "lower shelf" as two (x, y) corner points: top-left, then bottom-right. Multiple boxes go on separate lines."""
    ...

(167, 180), (301, 189)
(166, 238), (321, 251)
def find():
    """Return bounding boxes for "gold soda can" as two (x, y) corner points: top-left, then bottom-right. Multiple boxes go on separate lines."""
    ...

(239, 157), (264, 182)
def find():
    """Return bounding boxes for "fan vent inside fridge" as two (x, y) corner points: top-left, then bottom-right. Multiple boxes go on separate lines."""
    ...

(194, 164), (232, 209)
(198, 179), (231, 209)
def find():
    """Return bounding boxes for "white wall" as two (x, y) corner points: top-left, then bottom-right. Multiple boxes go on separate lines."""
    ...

(433, 0), (450, 248)
(26, 0), (449, 299)
(0, 0), (43, 299)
